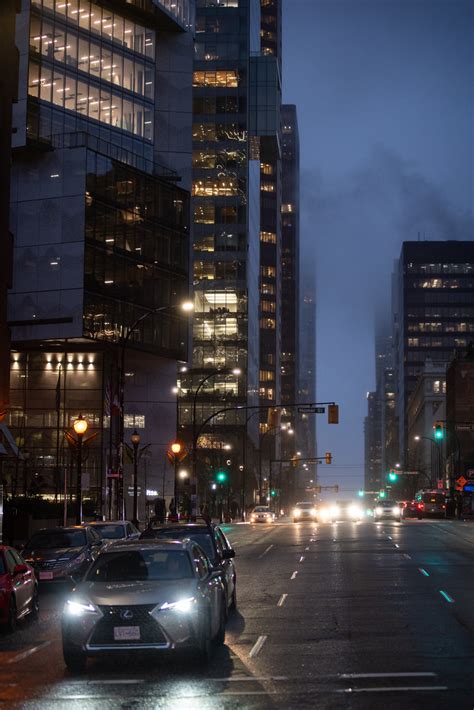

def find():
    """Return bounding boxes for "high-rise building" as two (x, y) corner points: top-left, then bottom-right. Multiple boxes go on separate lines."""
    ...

(0, 0), (20, 430)
(5, 0), (194, 519)
(394, 241), (474, 461)
(297, 278), (316, 494)
(364, 391), (382, 493)
(446, 349), (474, 493)
(180, 0), (282, 512)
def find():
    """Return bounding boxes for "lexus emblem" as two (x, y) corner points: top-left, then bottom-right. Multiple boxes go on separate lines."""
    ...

(120, 609), (134, 621)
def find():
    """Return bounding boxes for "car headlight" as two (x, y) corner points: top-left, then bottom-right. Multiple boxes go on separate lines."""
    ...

(348, 505), (362, 519)
(65, 599), (98, 616)
(250, 515), (256, 521)
(375, 506), (383, 516)
(311, 508), (317, 516)
(293, 509), (301, 517)
(160, 597), (196, 613)
(330, 506), (340, 518)
(392, 506), (400, 515)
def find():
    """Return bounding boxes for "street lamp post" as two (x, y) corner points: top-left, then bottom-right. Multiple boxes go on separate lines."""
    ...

(117, 300), (193, 520)
(73, 414), (88, 525)
(414, 435), (442, 486)
(191, 368), (240, 515)
(259, 425), (292, 504)
(131, 429), (141, 527)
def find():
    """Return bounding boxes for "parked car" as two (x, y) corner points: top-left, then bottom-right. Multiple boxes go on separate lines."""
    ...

(22, 526), (103, 583)
(140, 518), (237, 612)
(249, 506), (275, 523)
(61, 539), (227, 671)
(0, 545), (38, 632)
(87, 521), (140, 543)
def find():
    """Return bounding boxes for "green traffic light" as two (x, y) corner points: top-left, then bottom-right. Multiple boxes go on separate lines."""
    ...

(379, 490), (386, 498)
(216, 471), (227, 483)
(270, 489), (276, 497)
(388, 471), (398, 483)
(434, 426), (444, 440)
(358, 490), (364, 497)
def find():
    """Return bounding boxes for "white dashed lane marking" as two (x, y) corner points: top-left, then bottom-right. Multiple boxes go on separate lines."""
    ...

(277, 593), (288, 607)
(258, 544), (274, 558)
(249, 635), (267, 658)
(290, 570), (298, 580)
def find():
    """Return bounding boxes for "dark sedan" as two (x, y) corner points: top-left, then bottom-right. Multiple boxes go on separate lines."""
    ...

(22, 526), (103, 583)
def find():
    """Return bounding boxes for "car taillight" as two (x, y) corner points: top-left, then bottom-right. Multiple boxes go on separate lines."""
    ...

(442, 505), (446, 509)
(417, 503), (424, 509)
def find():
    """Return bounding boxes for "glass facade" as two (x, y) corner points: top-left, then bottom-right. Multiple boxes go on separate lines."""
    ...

(84, 151), (189, 359)
(27, 0), (155, 159)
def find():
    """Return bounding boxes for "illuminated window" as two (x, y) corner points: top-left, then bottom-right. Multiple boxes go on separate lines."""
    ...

(194, 203), (215, 224)
(193, 179), (240, 197)
(260, 318), (276, 330)
(261, 182), (275, 192)
(261, 266), (276, 278)
(281, 204), (294, 213)
(193, 70), (239, 88)
(260, 370), (274, 382)
(261, 300), (276, 313)
(260, 231), (276, 244)
(260, 163), (274, 175)
(261, 282), (275, 295)
(193, 150), (216, 168)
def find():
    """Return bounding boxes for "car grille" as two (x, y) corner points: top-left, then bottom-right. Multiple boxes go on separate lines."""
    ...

(89, 605), (167, 646)
(34, 559), (70, 570)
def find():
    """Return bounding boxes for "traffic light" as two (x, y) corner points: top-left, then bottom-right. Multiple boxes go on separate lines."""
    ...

(358, 490), (364, 498)
(328, 404), (339, 424)
(379, 490), (386, 498)
(325, 452), (332, 464)
(434, 422), (444, 440)
(270, 489), (276, 497)
(216, 471), (227, 484)
(387, 470), (398, 483)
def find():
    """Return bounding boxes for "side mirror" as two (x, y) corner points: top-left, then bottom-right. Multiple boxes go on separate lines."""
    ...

(13, 563), (28, 575)
(222, 549), (235, 560)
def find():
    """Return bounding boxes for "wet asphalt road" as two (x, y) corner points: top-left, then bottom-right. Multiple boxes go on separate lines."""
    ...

(1, 519), (474, 708)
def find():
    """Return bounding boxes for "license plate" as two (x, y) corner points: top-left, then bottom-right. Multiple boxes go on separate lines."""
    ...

(113, 626), (140, 641)
(39, 571), (53, 580)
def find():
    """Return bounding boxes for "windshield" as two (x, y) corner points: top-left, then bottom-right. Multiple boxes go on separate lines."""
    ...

(422, 493), (445, 504)
(140, 528), (215, 561)
(295, 503), (314, 509)
(25, 530), (86, 549)
(91, 525), (125, 540)
(253, 507), (270, 512)
(86, 549), (193, 582)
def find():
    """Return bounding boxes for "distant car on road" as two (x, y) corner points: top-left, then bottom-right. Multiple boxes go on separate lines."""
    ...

(292, 501), (318, 522)
(400, 500), (423, 520)
(414, 490), (447, 518)
(373, 500), (401, 522)
(0, 545), (38, 632)
(22, 526), (104, 583)
(318, 501), (364, 523)
(87, 521), (140, 542)
(249, 506), (275, 524)
(61, 539), (227, 671)
(140, 518), (237, 612)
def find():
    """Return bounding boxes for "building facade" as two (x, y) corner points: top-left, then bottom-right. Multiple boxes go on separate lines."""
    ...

(5, 0), (194, 520)
(179, 0), (284, 513)
(446, 351), (474, 494)
(394, 241), (474, 462)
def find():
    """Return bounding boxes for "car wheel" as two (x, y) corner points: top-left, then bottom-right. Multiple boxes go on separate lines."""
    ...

(31, 586), (39, 620)
(214, 598), (226, 646)
(6, 598), (17, 633)
(195, 611), (212, 665)
(229, 584), (237, 612)
(63, 644), (87, 673)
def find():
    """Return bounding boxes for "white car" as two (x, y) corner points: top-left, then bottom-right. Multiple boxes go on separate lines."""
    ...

(373, 500), (401, 522)
(249, 506), (275, 523)
(293, 502), (318, 522)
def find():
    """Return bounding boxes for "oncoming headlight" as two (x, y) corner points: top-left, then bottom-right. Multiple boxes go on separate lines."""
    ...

(330, 505), (340, 518)
(293, 508), (301, 517)
(65, 599), (97, 616)
(375, 506), (383, 516)
(392, 506), (400, 515)
(160, 597), (196, 613)
(348, 505), (362, 519)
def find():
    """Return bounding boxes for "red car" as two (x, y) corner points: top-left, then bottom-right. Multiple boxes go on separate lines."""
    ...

(0, 546), (39, 631)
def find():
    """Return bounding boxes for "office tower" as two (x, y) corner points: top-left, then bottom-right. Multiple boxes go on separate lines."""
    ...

(5, 0), (194, 518)
(364, 391), (382, 493)
(394, 241), (474, 461)
(180, 0), (282, 511)
(0, 1), (20, 430)
(298, 278), (316, 493)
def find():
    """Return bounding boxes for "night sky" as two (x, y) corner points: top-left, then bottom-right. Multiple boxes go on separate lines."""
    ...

(283, 0), (473, 495)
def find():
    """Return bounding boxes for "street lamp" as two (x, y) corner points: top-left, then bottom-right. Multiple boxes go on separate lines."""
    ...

(191, 367), (241, 515)
(73, 414), (88, 525)
(117, 300), (194, 519)
(259, 424), (292, 504)
(413, 435), (442, 485)
(130, 429), (141, 527)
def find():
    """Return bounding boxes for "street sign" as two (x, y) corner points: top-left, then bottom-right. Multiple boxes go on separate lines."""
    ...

(107, 469), (120, 478)
(455, 424), (473, 432)
(437, 480), (444, 489)
(456, 475), (467, 491)
(401, 471), (419, 476)
(298, 406), (325, 414)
